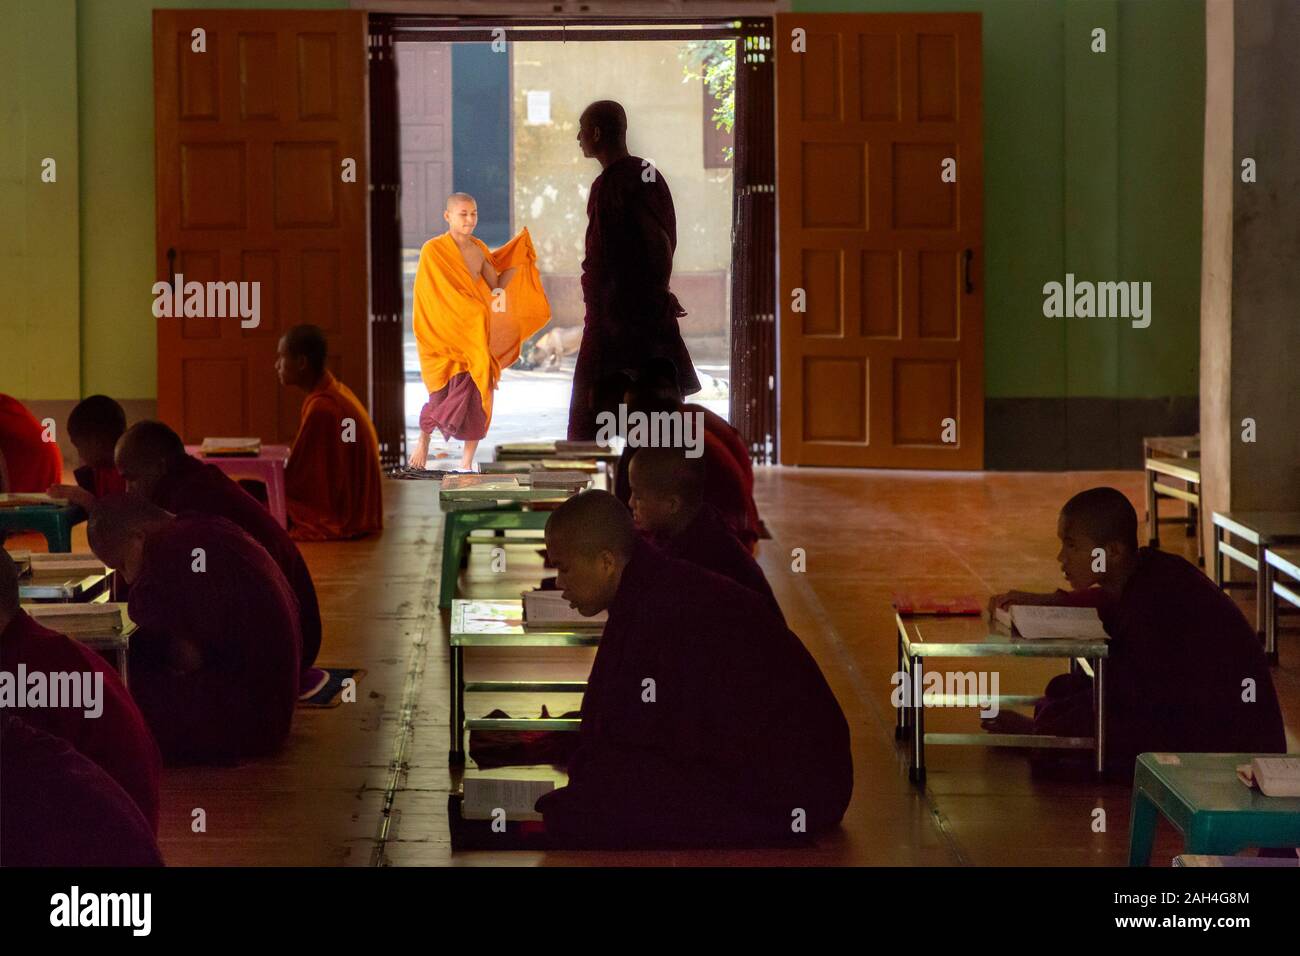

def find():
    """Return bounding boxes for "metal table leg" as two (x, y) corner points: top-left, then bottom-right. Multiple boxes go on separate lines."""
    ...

(1213, 525), (1225, 588)
(910, 654), (926, 785)
(1093, 656), (1106, 776)
(449, 645), (465, 765)
(1263, 555), (1279, 663)
(1146, 464), (1159, 547)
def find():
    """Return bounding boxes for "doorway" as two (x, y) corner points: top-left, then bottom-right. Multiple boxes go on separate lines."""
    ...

(388, 21), (747, 466)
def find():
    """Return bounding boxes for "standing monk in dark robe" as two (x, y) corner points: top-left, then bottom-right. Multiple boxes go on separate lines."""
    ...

(568, 101), (700, 440)
(0, 551), (162, 830)
(115, 419), (325, 696)
(87, 495), (301, 764)
(627, 447), (781, 621)
(984, 487), (1285, 777)
(535, 492), (851, 848)
(1, 715), (164, 867)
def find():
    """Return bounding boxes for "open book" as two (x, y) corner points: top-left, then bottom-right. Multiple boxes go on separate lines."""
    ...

(1237, 757), (1300, 797)
(522, 588), (607, 626)
(994, 604), (1108, 640)
(462, 770), (560, 822)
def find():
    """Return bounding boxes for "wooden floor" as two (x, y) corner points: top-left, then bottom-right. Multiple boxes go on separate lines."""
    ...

(31, 469), (1300, 865)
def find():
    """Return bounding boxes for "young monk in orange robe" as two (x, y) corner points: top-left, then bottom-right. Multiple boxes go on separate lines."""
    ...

(0, 393), (63, 493)
(277, 324), (384, 541)
(408, 193), (551, 472)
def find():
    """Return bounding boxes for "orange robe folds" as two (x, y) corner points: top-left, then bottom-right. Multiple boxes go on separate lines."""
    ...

(412, 229), (551, 434)
(0, 394), (63, 492)
(285, 371), (383, 540)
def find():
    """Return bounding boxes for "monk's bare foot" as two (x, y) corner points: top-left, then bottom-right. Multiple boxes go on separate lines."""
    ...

(408, 432), (430, 470)
(981, 711), (1036, 735)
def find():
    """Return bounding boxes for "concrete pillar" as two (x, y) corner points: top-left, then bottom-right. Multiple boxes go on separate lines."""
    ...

(1200, 0), (1300, 559)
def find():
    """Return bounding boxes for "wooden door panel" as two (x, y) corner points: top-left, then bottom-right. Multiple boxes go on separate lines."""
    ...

(777, 12), (983, 468)
(154, 10), (369, 444)
(397, 43), (452, 248)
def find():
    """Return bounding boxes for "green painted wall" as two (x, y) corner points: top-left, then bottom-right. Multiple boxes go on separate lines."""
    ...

(792, 0), (1205, 399)
(76, 0), (347, 400)
(7, 0), (1204, 404)
(0, 0), (81, 400)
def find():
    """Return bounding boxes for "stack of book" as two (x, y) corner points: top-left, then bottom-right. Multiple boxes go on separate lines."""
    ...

(26, 602), (124, 637)
(28, 552), (107, 576)
(528, 469), (589, 493)
(199, 436), (262, 457)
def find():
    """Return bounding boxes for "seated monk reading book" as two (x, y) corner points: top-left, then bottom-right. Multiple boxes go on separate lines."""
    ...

(87, 495), (301, 764)
(636, 357), (763, 539)
(48, 394), (128, 509)
(277, 324), (384, 541)
(627, 446), (781, 621)
(612, 372), (759, 551)
(0, 393), (63, 493)
(984, 486), (1285, 777)
(534, 491), (852, 848)
(0, 714), (164, 867)
(408, 193), (551, 472)
(0, 550), (161, 830)
(115, 419), (325, 697)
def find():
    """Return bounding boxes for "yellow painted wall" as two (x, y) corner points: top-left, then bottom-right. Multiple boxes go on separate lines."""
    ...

(511, 40), (733, 276)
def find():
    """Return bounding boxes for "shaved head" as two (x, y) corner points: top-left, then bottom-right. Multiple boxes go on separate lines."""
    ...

(581, 100), (628, 142)
(68, 395), (127, 444)
(87, 494), (173, 579)
(629, 447), (703, 504)
(115, 420), (186, 501)
(282, 324), (328, 377)
(544, 491), (636, 617)
(1061, 487), (1139, 551)
(445, 192), (476, 211)
(546, 490), (636, 559)
(0, 549), (19, 619)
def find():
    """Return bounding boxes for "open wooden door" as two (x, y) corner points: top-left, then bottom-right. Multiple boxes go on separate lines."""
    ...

(775, 13), (983, 468)
(153, 10), (369, 443)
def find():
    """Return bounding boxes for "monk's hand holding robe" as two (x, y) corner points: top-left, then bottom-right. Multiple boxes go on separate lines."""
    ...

(412, 229), (550, 445)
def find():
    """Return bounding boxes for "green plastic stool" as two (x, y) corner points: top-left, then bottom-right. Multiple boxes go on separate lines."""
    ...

(1128, 752), (1300, 866)
(438, 508), (552, 609)
(0, 504), (84, 553)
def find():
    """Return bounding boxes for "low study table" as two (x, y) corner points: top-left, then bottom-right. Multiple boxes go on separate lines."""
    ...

(895, 612), (1109, 784)
(1128, 752), (1300, 866)
(448, 599), (601, 764)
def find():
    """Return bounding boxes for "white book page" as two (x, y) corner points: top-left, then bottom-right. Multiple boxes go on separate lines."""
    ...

(1009, 605), (1108, 640)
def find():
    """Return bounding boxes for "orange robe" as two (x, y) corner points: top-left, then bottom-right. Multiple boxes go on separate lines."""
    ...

(0, 394), (63, 492)
(412, 229), (551, 433)
(285, 371), (383, 540)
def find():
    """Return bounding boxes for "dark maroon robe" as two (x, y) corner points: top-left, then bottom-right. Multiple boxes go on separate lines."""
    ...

(1, 610), (162, 831)
(0, 715), (164, 867)
(126, 514), (301, 763)
(152, 454), (321, 671)
(616, 430), (756, 549)
(568, 155), (701, 439)
(536, 540), (851, 847)
(1036, 548), (1285, 775)
(649, 503), (781, 622)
